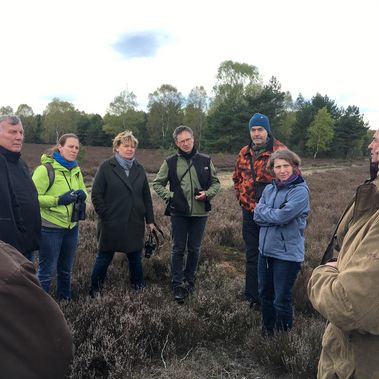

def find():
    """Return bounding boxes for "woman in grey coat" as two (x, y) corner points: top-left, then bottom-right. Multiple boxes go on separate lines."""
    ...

(90, 131), (155, 295)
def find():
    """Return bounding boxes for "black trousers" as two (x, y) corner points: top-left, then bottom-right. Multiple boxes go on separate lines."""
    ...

(242, 207), (260, 303)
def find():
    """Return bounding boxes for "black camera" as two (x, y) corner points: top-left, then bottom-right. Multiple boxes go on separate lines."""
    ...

(194, 188), (202, 197)
(71, 199), (86, 222)
(144, 233), (157, 259)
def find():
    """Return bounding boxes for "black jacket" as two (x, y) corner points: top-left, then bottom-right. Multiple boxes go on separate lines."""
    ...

(0, 147), (41, 254)
(92, 156), (155, 253)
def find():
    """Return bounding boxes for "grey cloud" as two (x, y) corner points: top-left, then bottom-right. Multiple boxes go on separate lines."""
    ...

(113, 31), (169, 59)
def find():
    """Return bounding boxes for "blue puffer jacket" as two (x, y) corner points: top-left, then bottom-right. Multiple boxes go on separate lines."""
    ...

(253, 176), (310, 262)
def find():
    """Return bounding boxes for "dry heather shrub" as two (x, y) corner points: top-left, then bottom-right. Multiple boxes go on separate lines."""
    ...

(251, 315), (324, 378)
(59, 161), (370, 378)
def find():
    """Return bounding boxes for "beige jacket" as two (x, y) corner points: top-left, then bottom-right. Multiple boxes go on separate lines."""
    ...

(308, 177), (379, 378)
(0, 241), (73, 379)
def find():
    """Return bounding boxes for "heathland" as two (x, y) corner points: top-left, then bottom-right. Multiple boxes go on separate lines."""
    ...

(24, 143), (369, 378)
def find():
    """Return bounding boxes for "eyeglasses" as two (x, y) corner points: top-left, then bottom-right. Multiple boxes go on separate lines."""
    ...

(177, 137), (193, 145)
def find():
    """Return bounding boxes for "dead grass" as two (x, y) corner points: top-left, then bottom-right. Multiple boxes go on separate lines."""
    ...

(34, 147), (369, 378)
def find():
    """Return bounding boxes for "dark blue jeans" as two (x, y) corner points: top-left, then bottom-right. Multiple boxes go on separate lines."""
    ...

(258, 255), (301, 334)
(171, 215), (208, 288)
(90, 250), (144, 292)
(242, 208), (260, 303)
(38, 226), (79, 300)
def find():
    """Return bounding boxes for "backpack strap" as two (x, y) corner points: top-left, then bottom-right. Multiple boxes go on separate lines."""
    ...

(44, 162), (55, 192)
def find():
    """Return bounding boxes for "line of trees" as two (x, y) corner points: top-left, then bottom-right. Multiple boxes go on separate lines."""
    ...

(1, 60), (372, 158)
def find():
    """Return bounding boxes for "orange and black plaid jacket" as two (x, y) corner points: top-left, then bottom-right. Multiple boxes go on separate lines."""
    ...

(232, 138), (287, 213)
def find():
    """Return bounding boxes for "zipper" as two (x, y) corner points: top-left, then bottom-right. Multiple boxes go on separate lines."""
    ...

(261, 189), (279, 254)
(188, 160), (193, 214)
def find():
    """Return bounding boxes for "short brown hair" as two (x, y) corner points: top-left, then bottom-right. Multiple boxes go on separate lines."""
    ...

(112, 130), (138, 152)
(267, 149), (301, 174)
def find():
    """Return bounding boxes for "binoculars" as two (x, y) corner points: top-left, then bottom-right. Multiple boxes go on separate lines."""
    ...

(71, 199), (86, 222)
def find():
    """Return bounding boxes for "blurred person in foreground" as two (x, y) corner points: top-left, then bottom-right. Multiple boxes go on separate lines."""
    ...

(0, 114), (41, 261)
(90, 130), (155, 296)
(307, 128), (379, 378)
(153, 126), (220, 303)
(32, 133), (88, 300)
(253, 149), (309, 336)
(0, 241), (72, 379)
(233, 113), (286, 308)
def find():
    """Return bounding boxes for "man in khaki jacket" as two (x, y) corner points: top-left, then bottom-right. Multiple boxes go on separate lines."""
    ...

(0, 241), (73, 379)
(308, 128), (379, 378)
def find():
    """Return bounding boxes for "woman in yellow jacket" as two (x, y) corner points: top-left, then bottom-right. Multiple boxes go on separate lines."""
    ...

(32, 133), (87, 300)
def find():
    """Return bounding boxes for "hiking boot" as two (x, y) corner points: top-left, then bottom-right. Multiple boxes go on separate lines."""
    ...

(173, 286), (185, 303)
(250, 300), (261, 311)
(183, 281), (194, 296)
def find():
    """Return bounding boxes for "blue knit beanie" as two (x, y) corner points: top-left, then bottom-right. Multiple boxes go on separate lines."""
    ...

(248, 113), (270, 133)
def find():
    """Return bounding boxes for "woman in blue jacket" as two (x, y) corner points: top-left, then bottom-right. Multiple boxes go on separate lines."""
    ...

(253, 149), (309, 336)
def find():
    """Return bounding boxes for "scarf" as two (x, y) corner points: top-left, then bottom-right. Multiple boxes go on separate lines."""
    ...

(275, 173), (303, 190)
(53, 151), (78, 169)
(0, 146), (21, 163)
(178, 146), (197, 160)
(115, 153), (135, 171)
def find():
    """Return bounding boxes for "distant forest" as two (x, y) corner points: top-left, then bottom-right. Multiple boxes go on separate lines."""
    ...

(1, 60), (373, 158)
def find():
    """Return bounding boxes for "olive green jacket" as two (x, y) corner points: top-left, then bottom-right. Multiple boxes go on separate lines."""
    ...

(308, 177), (379, 379)
(153, 154), (220, 216)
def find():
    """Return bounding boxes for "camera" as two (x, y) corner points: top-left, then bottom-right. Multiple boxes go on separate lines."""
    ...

(71, 199), (86, 222)
(144, 233), (157, 259)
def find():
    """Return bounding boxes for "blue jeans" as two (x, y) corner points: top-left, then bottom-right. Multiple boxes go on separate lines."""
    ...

(90, 250), (144, 293)
(258, 255), (301, 334)
(171, 215), (208, 288)
(38, 226), (79, 300)
(242, 208), (260, 303)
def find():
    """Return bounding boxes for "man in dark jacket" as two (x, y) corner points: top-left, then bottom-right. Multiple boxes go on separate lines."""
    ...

(232, 113), (286, 307)
(0, 115), (41, 260)
(0, 241), (73, 379)
(153, 126), (220, 303)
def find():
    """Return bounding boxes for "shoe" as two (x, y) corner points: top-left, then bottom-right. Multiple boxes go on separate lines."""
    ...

(183, 281), (194, 295)
(89, 288), (101, 299)
(173, 286), (185, 303)
(250, 301), (261, 311)
(261, 327), (274, 338)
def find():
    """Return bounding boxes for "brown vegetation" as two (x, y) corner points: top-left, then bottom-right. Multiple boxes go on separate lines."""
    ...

(26, 143), (369, 378)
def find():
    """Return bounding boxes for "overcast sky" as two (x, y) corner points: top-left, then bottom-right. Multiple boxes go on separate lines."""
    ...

(2, 0), (378, 128)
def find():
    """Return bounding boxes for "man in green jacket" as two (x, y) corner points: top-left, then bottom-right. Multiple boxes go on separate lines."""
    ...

(307, 128), (379, 378)
(153, 126), (220, 303)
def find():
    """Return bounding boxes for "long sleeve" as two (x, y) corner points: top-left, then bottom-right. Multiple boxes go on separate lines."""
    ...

(152, 161), (171, 201)
(254, 186), (309, 226)
(307, 214), (379, 334)
(205, 160), (220, 199)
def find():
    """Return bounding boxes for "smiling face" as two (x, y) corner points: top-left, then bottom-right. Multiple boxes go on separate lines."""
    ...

(273, 158), (294, 182)
(368, 129), (379, 163)
(0, 119), (24, 152)
(58, 137), (79, 161)
(116, 141), (136, 159)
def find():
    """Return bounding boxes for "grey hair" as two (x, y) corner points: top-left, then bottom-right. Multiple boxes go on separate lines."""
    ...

(172, 125), (194, 141)
(0, 114), (21, 125)
(267, 149), (301, 174)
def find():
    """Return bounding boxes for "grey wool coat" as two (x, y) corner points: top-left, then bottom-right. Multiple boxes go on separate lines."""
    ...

(91, 156), (155, 253)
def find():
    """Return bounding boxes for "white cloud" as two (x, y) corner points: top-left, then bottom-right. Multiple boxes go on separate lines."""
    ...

(1, 0), (378, 128)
